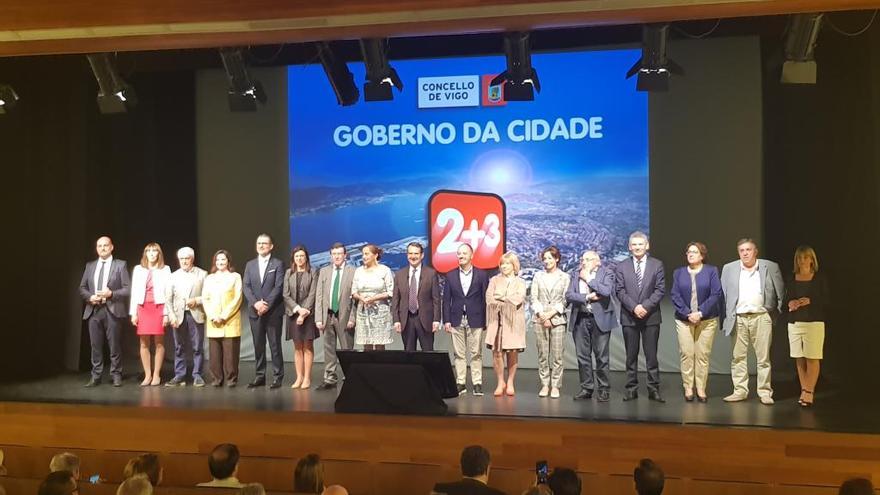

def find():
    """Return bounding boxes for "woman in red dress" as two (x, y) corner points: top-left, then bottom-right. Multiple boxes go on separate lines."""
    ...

(130, 243), (172, 386)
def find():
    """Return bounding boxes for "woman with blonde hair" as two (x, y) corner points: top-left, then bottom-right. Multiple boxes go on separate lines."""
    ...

(787, 245), (829, 407)
(484, 252), (527, 397)
(130, 243), (172, 386)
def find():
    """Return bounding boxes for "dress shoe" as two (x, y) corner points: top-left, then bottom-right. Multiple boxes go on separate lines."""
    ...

(759, 396), (775, 405)
(697, 395), (708, 403)
(723, 393), (747, 402)
(269, 379), (283, 389)
(684, 392), (695, 402)
(648, 390), (666, 403)
(623, 391), (638, 401)
(193, 376), (206, 387)
(246, 379), (266, 389)
(472, 384), (484, 396)
(316, 381), (337, 391)
(550, 387), (560, 399)
(573, 390), (593, 401)
(538, 385), (549, 398)
(597, 390), (610, 402)
(165, 377), (186, 387)
(112, 376), (123, 387)
(84, 378), (101, 388)
(456, 384), (467, 396)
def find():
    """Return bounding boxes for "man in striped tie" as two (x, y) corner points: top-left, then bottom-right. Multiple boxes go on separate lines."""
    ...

(391, 242), (441, 351)
(614, 231), (667, 402)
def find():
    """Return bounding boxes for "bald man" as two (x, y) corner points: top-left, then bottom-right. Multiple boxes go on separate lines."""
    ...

(78, 236), (131, 387)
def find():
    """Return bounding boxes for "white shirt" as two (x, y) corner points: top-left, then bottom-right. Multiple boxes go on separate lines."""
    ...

(258, 254), (271, 282)
(736, 262), (766, 314)
(94, 256), (113, 293)
(459, 267), (473, 296)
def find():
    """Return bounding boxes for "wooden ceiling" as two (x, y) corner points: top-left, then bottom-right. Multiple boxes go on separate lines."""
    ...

(1, 0), (878, 56)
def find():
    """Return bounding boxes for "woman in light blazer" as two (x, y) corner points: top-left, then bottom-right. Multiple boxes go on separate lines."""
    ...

(283, 245), (319, 389)
(202, 249), (243, 387)
(485, 251), (527, 397)
(531, 246), (571, 399)
(670, 242), (722, 402)
(130, 242), (172, 386)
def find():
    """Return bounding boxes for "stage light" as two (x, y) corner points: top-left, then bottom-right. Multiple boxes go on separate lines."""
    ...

(359, 38), (403, 102)
(0, 84), (19, 114)
(219, 47), (267, 111)
(782, 13), (824, 84)
(626, 24), (683, 92)
(317, 42), (359, 106)
(490, 32), (540, 101)
(86, 53), (137, 114)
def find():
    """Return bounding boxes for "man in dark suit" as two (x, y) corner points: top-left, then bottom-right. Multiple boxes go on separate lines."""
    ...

(78, 236), (131, 387)
(391, 242), (441, 351)
(443, 244), (490, 396)
(566, 250), (617, 402)
(242, 234), (286, 389)
(614, 231), (666, 402)
(432, 445), (506, 495)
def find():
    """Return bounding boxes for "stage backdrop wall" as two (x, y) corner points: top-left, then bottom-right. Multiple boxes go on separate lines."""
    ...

(196, 36), (763, 374)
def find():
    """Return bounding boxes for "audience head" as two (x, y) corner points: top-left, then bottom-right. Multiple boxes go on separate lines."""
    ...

(208, 444), (240, 481)
(794, 245), (819, 274)
(293, 453), (325, 494)
(49, 453), (81, 480)
(522, 485), (553, 495)
(634, 459), (665, 495)
(38, 470), (77, 495)
(547, 467), (581, 495)
(323, 485), (349, 495)
(116, 475), (152, 495)
(123, 453), (162, 486)
(839, 478), (874, 495)
(240, 483), (267, 495)
(460, 445), (491, 479)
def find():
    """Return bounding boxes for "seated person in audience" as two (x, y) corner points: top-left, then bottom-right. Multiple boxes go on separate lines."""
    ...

(432, 445), (506, 495)
(323, 485), (349, 495)
(117, 474), (152, 495)
(840, 478), (875, 495)
(197, 443), (245, 488)
(49, 452), (80, 480)
(123, 453), (162, 487)
(293, 453), (325, 494)
(240, 483), (267, 495)
(38, 470), (77, 495)
(521, 486), (552, 495)
(634, 459), (664, 495)
(0, 448), (6, 476)
(547, 468), (581, 495)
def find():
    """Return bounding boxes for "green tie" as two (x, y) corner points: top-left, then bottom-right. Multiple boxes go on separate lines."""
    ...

(330, 267), (341, 313)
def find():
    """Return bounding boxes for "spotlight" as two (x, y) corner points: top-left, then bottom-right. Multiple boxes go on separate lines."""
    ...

(317, 42), (359, 106)
(626, 24), (683, 92)
(219, 47), (267, 111)
(0, 85), (19, 114)
(490, 32), (540, 101)
(86, 53), (137, 114)
(359, 38), (402, 102)
(781, 13), (824, 84)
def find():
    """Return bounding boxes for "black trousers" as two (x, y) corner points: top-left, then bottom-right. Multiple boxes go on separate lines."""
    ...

(88, 306), (123, 380)
(622, 323), (661, 393)
(572, 312), (610, 392)
(249, 314), (284, 381)
(402, 313), (434, 351)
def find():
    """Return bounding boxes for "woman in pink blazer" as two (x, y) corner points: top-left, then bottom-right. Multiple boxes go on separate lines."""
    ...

(484, 251), (527, 397)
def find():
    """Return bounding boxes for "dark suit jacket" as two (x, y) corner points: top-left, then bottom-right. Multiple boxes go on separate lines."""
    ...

(442, 267), (490, 328)
(565, 266), (617, 333)
(614, 255), (666, 327)
(391, 264), (441, 331)
(243, 256), (285, 319)
(79, 258), (131, 319)
(432, 478), (506, 495)
(670, 264), (723, 321)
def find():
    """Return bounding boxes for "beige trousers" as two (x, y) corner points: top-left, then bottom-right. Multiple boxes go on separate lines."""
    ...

(451, 316), (485, 386)
(731, 312), (773, 398)
(675, 317), (717, 393)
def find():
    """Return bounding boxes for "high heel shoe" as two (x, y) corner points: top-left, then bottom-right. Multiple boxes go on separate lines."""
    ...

(505, 385), (516, 396)
(150, 377), (161, 386)
(684, 389), (695, 402)
(800, 389), (814, 407)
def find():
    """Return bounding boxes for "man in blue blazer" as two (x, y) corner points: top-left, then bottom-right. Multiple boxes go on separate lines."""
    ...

(566, 250), (617, 402)
(614, 231), (667, 402)
(78, 236), (131, 387)
(243, 234), (286, 389)
(720, 238), (785, 405)
(443, 244), (490, 396)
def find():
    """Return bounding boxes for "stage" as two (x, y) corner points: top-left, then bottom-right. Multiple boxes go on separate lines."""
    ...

(0, 367), (873, 434)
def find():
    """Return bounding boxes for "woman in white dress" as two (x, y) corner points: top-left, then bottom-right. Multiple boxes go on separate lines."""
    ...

(351, 244), (395, 351)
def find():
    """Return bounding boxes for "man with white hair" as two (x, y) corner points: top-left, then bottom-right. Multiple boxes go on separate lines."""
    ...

(49, 452), (81, 480)
(165, 246), (208, 387)
(117, 474), (153, 495)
